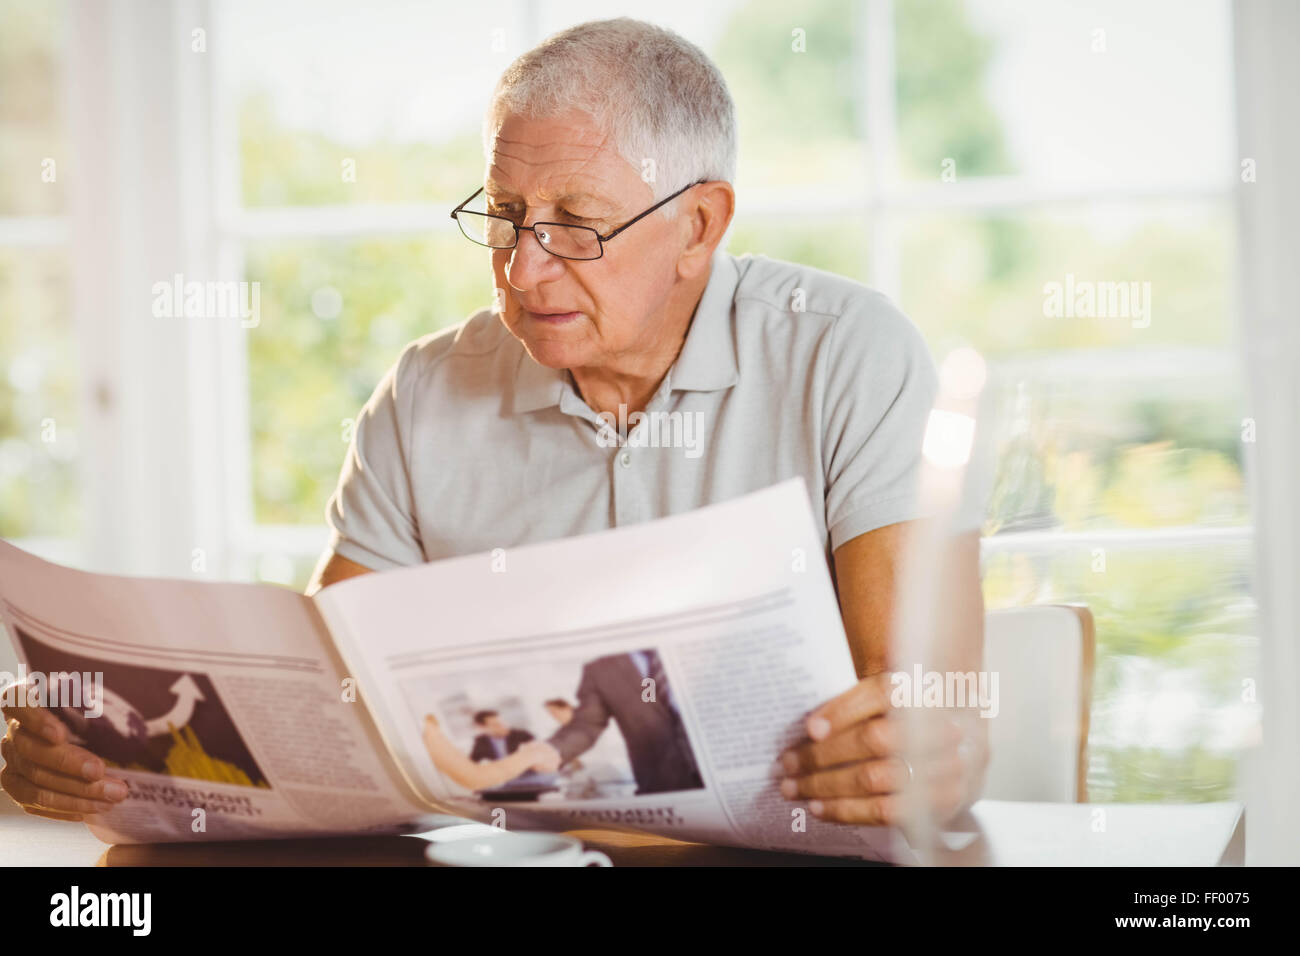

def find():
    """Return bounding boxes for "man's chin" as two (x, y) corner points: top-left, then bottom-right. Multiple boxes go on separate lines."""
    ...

(517, 335), (588, 371)
(498, 314), (587, 368)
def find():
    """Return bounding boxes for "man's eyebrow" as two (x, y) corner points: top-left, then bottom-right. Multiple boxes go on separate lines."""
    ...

(483, 183), (617, 208)
(483, 180), (519, 199)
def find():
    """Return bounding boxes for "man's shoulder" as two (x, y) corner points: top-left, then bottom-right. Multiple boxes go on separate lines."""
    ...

(728, 252), (922, 346)
(390, 306), (516, 387)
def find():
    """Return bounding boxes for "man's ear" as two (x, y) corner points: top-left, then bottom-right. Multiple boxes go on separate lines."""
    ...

(677, 181), (735, 280)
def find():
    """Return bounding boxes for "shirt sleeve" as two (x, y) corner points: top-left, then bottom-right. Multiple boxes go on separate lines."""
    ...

(822, 293), (940, 551)
(547, 664), (611, 762)
(324, 343), (426, 571)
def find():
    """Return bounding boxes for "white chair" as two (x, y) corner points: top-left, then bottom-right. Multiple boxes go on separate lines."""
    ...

(979, 605), (1095, 803)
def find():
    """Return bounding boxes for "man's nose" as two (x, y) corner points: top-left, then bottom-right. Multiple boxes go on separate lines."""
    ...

(504, 225), (564, 289)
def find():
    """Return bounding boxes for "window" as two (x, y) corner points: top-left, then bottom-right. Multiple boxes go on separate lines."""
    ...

(208, 0), (1252, 801)
(0, 0), (80, 564)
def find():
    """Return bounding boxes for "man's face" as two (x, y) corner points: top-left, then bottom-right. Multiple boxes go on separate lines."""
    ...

(485, 109), (689, 372)
(482, 715), (509, 737)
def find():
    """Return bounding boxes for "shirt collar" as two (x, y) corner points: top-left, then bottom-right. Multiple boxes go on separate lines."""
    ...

(509, 251), (741, 415)
(666, 251), (741, 393)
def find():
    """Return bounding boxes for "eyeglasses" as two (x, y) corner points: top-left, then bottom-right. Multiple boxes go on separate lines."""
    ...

(449, 180), (706, 261)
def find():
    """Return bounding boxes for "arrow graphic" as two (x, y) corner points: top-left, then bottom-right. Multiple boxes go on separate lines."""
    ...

(144, 674), (206, 736)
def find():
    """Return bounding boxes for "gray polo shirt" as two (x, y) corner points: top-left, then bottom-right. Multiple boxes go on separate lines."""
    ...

(325, 251), (947, 572)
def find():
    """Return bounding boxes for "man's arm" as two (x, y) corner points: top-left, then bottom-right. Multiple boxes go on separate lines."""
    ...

(831, 522), (904, 678)
(833, 523), (984, 678)
(305, 550), (374, 596)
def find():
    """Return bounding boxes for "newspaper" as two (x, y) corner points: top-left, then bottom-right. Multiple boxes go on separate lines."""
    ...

(0, 479), (907, 861)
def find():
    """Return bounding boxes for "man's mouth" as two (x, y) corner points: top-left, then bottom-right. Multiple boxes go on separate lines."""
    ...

(526, 310), (582, 325)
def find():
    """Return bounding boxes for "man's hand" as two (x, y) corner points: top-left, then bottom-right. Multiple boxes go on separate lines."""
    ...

(0, 685), (129, 821)
(777, 672), (988, 828)
(520, 741), (562, 774)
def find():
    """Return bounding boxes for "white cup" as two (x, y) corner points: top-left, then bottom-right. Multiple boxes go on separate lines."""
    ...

(425, 831), (613, 867)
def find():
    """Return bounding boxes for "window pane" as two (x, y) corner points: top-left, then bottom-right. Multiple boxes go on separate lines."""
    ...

(901, 203), (1244, 535)
(0, 0), (65, 214)
(981, 371), (1247, 534)
(244, 550), (324, 593)
(728, 215), (869, 283)
(894, 0), (1017, 180)
(0, 247), (79, 540)
(896, 0), (1234, 187)
(901, 203), (1234, 355)
(711, 0), (872, 198)
(984, 539), (1258, 802)
(221, 0), (523, 206)
(244, 235), (491, 524)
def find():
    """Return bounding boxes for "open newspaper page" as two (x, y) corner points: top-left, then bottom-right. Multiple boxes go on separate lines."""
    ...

(313, 478), (911, 861)
(0, 541), (443, 844)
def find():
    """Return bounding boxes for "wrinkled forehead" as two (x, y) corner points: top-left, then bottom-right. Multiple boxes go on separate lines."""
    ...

(485, 109), (649, 209)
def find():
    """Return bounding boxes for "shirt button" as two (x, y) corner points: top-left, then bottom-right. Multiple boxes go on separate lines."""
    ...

(619, 452), (631, 468)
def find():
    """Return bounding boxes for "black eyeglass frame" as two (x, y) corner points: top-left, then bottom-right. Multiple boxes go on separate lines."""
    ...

(449, 179), (708, 261)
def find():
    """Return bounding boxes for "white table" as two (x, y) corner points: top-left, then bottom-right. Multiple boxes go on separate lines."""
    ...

(0, 799), (1245, 866)
(940, 800), (1245, 866)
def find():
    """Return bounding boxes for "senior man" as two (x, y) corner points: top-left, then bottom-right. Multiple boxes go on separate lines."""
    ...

(2, 17), (986, 831)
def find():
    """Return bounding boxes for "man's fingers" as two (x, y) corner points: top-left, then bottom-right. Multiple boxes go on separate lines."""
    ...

(778, 708), (980, 829)
(14, 757), (128, 803)
(1, 697), (69, 746)
(803, 673), (891, 740)
(0, 767), (116, 815)
(7, 725), (105, 781)
(781, 755), (906, 799)
(0, 705), (124, 819)
(809, 794), (902, 827)
(798, 756), (968, 827)
(782, 712), (962, 774)
(782, 743), (965, 800)
(782, 714), (897, 774)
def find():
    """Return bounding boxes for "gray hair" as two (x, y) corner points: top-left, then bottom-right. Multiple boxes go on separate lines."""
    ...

(483, 18), (737, 218)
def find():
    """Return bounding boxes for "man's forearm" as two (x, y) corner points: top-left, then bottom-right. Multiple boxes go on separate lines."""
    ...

(547, 720), (602, 762)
